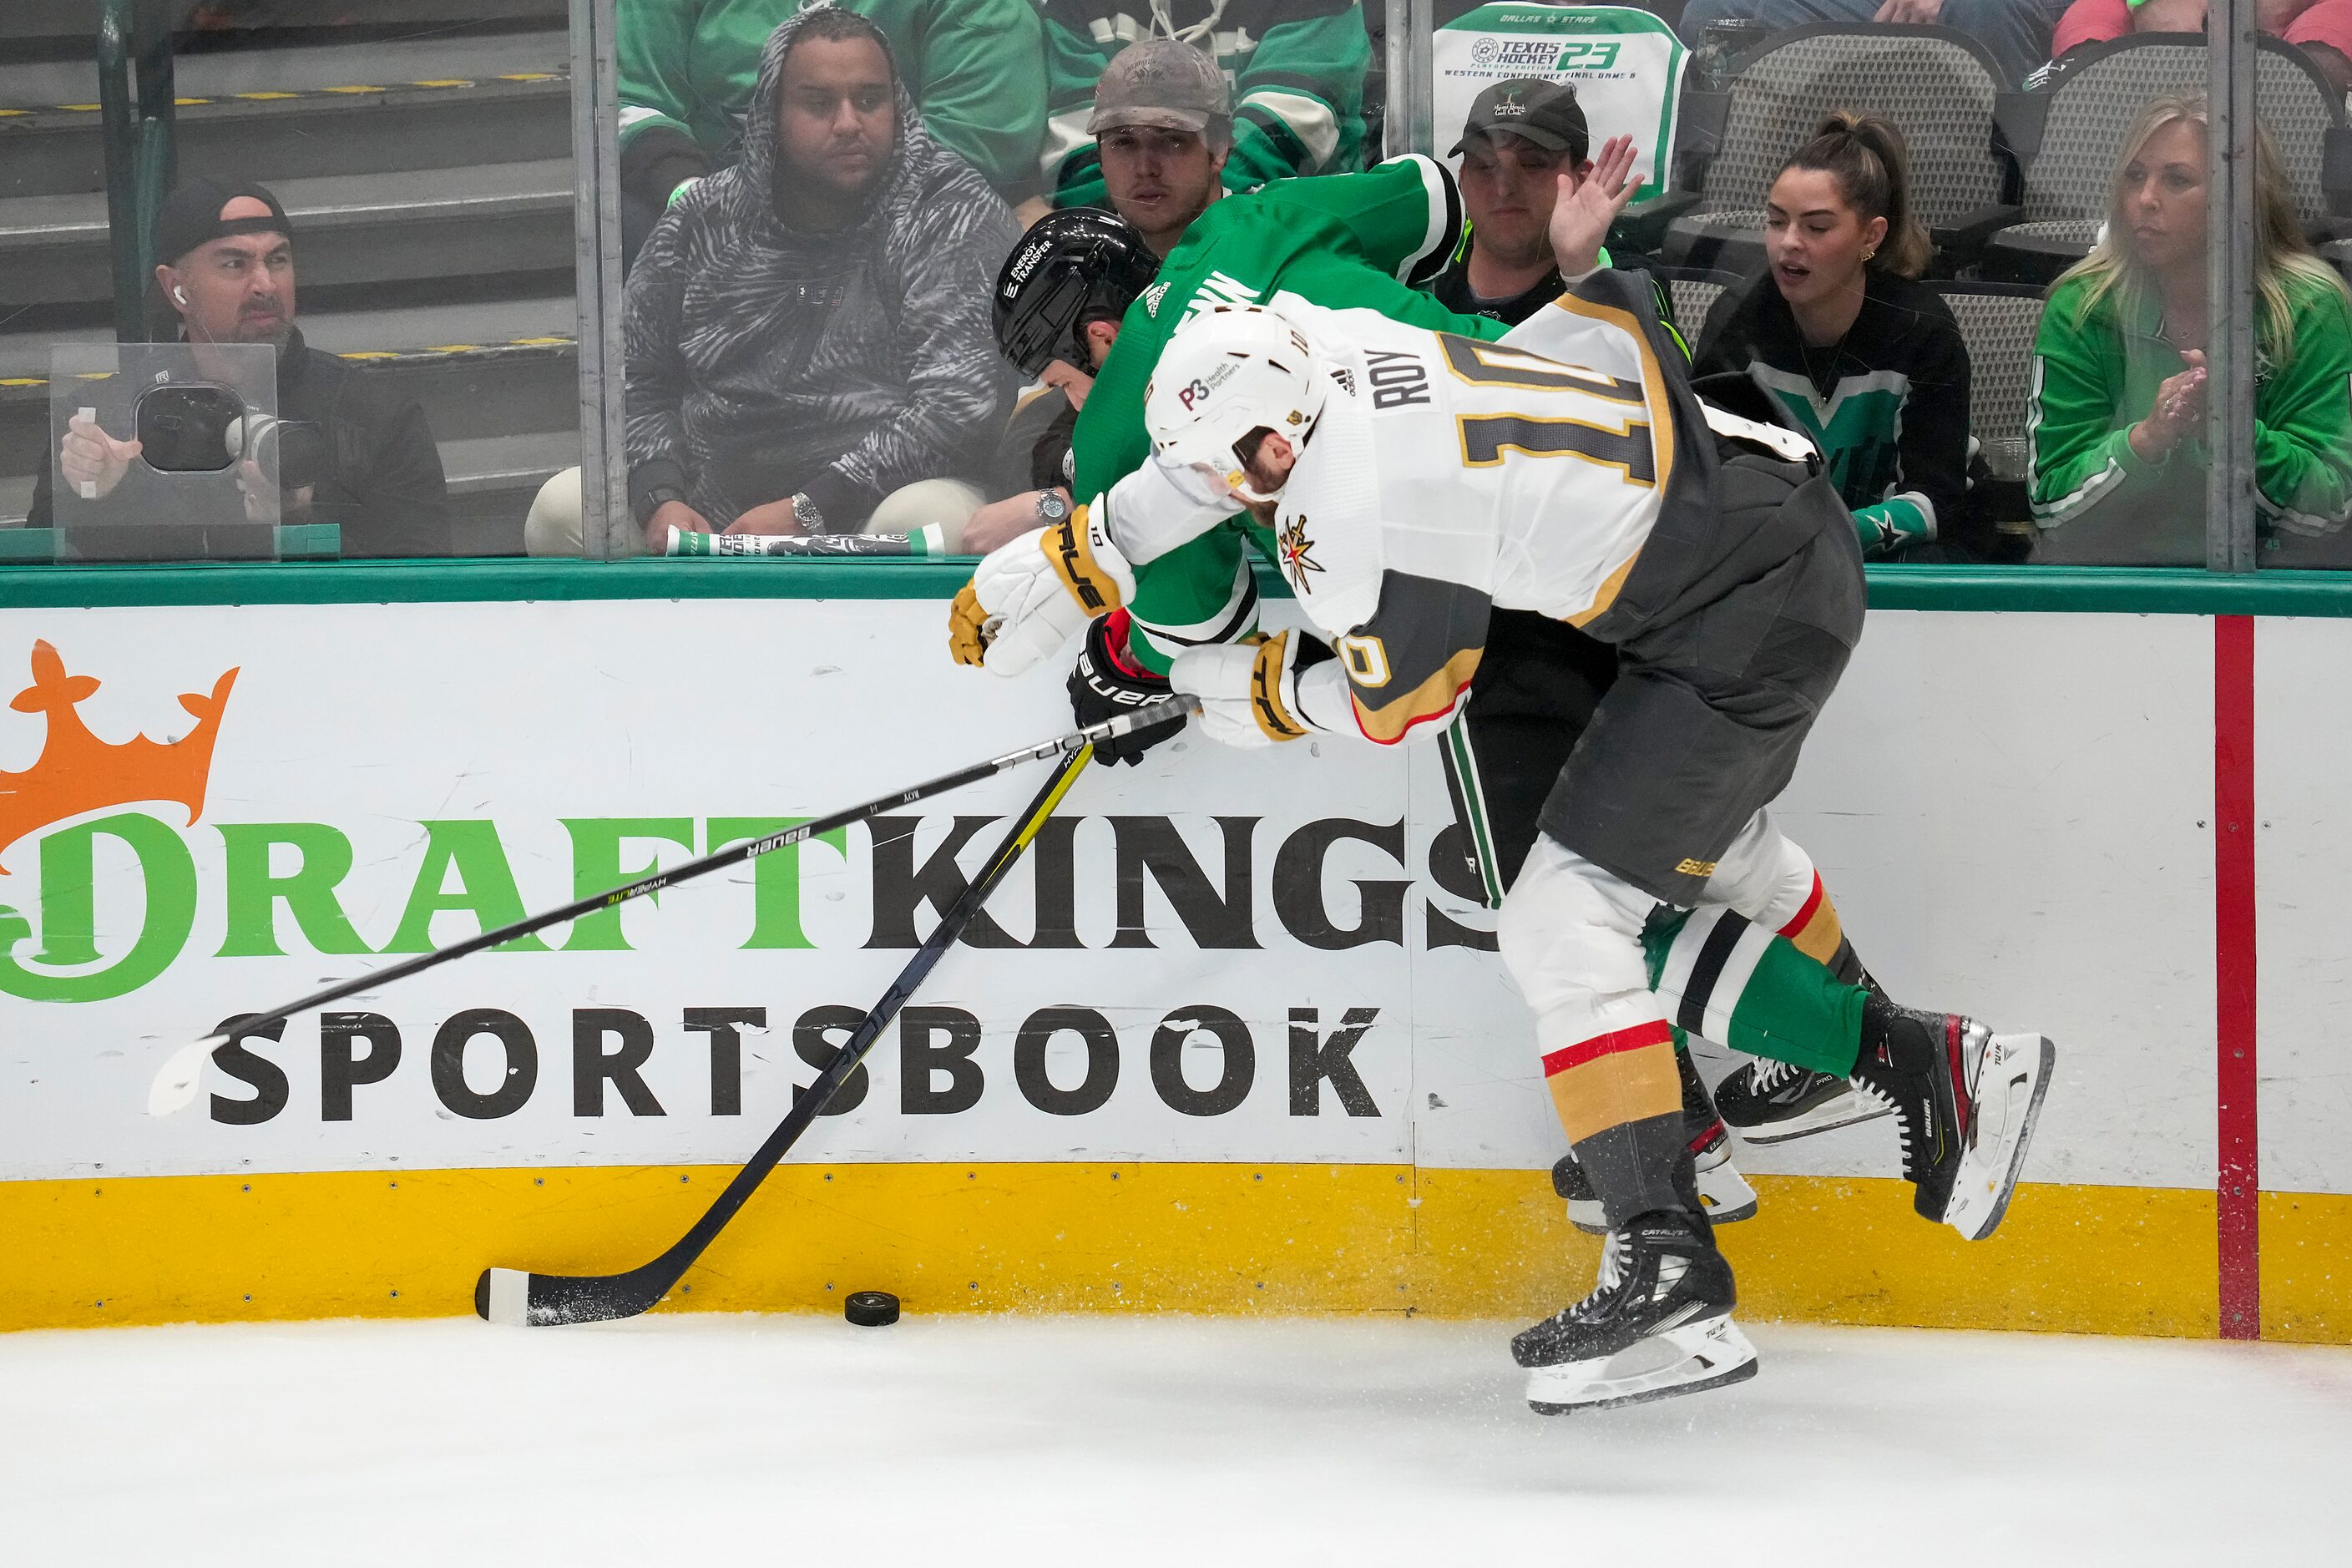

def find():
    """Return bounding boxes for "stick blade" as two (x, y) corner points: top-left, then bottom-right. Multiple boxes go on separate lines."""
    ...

(147, 1036), (225, 1118)
(474, 1263), (666, 1328)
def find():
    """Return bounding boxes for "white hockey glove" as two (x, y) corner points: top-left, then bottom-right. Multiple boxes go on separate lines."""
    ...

(1168, 630), (1325, 750)
(946, 505), (1136, 676)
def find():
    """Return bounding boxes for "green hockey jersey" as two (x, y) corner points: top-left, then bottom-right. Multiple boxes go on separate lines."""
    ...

(2028, 267), (2352, 563)
(1073, 154), (1510, 671)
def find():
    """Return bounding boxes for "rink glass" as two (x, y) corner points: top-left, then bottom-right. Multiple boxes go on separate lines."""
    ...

(0, 2), (2339, 570)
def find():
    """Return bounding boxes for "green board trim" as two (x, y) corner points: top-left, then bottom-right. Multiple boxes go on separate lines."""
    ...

(4, 557), (2352, 617)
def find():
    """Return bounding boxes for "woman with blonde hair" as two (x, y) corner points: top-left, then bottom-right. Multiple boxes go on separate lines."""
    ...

(2027, 91), (2352, 563)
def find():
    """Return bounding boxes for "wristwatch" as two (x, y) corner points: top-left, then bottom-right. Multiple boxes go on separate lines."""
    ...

(635, 483), (685, 526)
(791, 493), (827, 534)
(1034, 489), (1072, 525)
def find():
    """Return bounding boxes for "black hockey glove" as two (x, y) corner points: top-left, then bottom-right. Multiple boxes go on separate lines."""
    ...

(1068, 610), (1177, 766)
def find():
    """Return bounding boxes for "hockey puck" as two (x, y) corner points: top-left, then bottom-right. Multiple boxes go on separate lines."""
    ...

(843, 1290), (900, 1327)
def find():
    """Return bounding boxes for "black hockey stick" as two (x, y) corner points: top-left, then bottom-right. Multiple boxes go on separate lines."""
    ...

(145, 695), (1195, 1116)
(475, 739), (1094, 1326)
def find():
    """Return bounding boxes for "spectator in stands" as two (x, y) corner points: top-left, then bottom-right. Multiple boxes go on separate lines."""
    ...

(30, 177), (451, 557)
(1088, 39), (1235, 257)
(1430, 79), (1590, 328)
(1424, 79), (1690, 355)
(1041, 1), (1370, 210)
(617, 0), (1046, 261)
(1674, 0), (2071, 89)
(1692, 114), (1994, 559)
(2046, 0), (2352, 94)
(959, 40), (1240, 559)
(2028, 92), (2352, 561)
(620, 6), (1019, 550)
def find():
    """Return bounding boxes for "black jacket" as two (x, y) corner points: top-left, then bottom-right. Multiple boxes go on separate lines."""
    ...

(1692, 269), (1974, 557)
(622, 8), (1019, 531)
(28, 327), (450, 559)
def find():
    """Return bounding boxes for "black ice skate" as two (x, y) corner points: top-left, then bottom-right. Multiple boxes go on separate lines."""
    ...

(1513, 1214), (1758, 1414)
(1714, 1058), (1891, 1144)
(1852, 1000), (2056, 1242)
(1554, 1121), (1757, 1234)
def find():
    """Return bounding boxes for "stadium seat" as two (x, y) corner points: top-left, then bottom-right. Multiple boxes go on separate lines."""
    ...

(1667, 271), (1732, 338)
(1937, 281), (2043, 527)
(1980, 34), (2352, 287)
(1637, 25), (2020, 277)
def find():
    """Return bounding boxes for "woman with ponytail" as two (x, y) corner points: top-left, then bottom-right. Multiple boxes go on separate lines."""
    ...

(1693, 113), (1996, 559)
(2026, 92), (2352, 564)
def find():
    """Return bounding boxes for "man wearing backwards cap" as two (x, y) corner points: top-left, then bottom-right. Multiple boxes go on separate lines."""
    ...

(33, 178), (450, 558)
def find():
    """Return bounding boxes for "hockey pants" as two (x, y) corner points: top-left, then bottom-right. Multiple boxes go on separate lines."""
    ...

(1500, 812), (1859, 1228)
(1440, 613), (1871, 1094)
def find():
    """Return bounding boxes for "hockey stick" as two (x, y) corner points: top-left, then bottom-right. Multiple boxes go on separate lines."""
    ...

(145, 695), (1195, 1116)
(476, 740), (1093, 1327)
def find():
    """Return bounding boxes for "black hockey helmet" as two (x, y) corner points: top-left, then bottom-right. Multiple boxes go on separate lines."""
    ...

(993, 207), (1159, 379)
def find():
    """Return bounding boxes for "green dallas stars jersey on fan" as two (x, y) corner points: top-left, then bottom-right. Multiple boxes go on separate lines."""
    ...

(1071, 155), (1513, 674)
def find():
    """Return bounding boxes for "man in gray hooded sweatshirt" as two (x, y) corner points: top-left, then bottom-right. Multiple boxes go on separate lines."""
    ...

(621, 3), (1020, 546)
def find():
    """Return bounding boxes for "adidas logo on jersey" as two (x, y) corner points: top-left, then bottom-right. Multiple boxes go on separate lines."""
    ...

(1141, 281), (1170, 317)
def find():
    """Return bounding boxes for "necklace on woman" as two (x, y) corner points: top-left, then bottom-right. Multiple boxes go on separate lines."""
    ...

(1800, 333), (1847, 398)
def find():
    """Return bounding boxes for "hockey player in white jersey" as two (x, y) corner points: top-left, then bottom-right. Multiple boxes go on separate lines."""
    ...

(1130, 292), (2056, 1412)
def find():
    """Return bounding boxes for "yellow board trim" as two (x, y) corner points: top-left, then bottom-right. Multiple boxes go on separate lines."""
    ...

(0, 1165), (2301, 1341)
(2261, 1189), (2352, 1343)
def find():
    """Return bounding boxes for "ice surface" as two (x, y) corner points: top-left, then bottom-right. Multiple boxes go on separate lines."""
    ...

(3, 1314), (2346, 1565)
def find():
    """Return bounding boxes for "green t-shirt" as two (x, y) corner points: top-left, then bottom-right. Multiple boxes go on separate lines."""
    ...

(1072, 155), (1510, 670)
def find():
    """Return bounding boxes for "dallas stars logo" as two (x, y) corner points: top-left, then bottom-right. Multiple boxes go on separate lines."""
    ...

(1277, 514), (1323, 594)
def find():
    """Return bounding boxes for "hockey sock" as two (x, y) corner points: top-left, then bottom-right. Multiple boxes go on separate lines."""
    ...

(1545, 1019), (1693, 1228)
(1643, 903), (1868, 1078)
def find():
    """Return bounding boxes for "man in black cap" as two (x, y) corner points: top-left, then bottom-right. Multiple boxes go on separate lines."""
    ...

(1429, 79), (1605, 329)
(33, 177), (450, 557)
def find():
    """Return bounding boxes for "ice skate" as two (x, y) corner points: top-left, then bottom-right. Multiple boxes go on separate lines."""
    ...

(1554, 1122), (1758, 1234)
(1513, 1214), (1758, 1414)
(1852, 1000), (2056, 1241)
(1715, 1057), (1891, 1144)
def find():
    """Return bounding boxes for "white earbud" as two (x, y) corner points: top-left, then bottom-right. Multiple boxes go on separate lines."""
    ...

(173, 286), (188, 304)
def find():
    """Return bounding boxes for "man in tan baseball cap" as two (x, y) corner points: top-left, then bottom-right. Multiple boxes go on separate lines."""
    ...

(1085, 39), (1232, 257)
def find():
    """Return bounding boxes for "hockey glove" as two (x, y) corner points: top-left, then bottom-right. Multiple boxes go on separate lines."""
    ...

(946, 506), (1135, 676)
(1068, 610), (1177, 766)
(1168, 630), (1326, 750)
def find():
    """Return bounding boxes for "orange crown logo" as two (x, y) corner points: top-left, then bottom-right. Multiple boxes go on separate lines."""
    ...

(0, 640), (240, 869)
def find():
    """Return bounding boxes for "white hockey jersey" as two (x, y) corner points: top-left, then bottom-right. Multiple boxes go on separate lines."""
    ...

(1258, 276), (1712, 744)
(1112, 267), (1821, 746)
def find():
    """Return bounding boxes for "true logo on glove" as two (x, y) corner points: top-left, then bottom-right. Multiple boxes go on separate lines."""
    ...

(1050, 513), (1112, 614)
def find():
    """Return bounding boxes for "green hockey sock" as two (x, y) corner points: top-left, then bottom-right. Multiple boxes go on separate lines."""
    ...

(1641, 906), (1866, 1077)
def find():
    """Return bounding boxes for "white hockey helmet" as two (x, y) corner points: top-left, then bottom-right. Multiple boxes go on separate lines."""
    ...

(1144, 303), (1328, 504)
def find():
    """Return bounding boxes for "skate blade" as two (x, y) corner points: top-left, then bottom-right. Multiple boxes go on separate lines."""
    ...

(1722, 1092), (1893, 1146)
(1525, 1314), (1758, 1414)
(1697, 1151), (1759, 1224)
(1945, 1034), (2056, 1242)
(1565, 1176), (1758, 1236)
